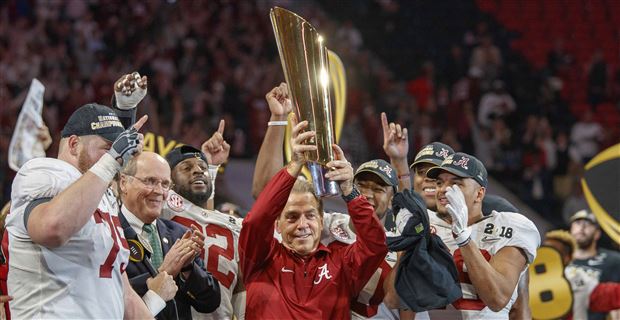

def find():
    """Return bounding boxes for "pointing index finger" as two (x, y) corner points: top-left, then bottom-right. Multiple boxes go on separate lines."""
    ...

(381, 112), (390, 136)
(132, 115), (148, 131)
(217, 119), (225, 135)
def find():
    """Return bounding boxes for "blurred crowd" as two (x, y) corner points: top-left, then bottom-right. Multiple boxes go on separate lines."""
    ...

(1, 0), (619, 229)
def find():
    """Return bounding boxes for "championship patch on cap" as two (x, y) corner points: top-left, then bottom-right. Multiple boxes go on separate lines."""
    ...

(354, 159), (398, 187)
(167, 193), (185, 213)
(61, 103), (125, 142)
(427, 152), (488, 187)
(411, 142), (455, 169)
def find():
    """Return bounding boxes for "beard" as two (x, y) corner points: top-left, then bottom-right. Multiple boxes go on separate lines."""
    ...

(77, 149), (95, 173)
(175, 182), (212, 208)
(576, 235), (594, 249)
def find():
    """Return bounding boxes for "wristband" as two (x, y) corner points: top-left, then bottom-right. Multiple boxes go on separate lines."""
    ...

(208, 164), (220, 200)
(456, 236), (471, 247)
(89, 153), (121, 183)
(453, 229), (472, 247)
(342, 187), (361, 203)
(114, 86), (147, 110)
(142, 289), (166, 316)
(268, 120), (288, 126)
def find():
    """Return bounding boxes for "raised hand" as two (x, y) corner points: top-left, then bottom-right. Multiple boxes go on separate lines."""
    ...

(146, 271), (178, 302)
(265, 82), (293, 119)
(445, 185), (471, 246)
(325, 144), (354, 196)
(114, 71), (148, 110)
(201, 119), (231, 166)
(381, 112), (408, 161)
(286, 114), (317, 176)
(37, 124), (53, 151)
(108, 115), (147, 166)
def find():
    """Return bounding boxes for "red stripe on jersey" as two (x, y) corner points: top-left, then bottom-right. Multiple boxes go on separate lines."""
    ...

(452, 248), (491, 311)
(1, 230), (10, 320)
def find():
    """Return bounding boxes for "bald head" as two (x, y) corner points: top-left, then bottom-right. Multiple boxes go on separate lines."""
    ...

(122, 152), (170, 177)
(120, 152), (171, 223)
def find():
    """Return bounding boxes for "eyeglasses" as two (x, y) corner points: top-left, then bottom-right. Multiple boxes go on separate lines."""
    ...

(127, 175), (172, 191)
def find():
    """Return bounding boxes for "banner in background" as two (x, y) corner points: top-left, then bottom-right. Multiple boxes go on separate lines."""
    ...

(142, 132), (183, 157)
(8, 79), (45, 171)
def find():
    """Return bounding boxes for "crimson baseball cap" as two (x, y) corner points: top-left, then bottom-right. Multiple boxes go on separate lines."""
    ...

(427, 152), (488, 188)
(354, 159), (398, 188)
(61, 103), (125, 142)
(165, 145), (208, 169)
(410, 142), (454, 169)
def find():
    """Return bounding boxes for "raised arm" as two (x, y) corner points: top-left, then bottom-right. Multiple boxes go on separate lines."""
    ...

(27, 116), (147, 248)
(201, 119), (231, 210)
(381, 112), (411, 191)
(112, 72), (148, 129)
(251, 83), (293, 198)
(446, 186), (527, 311)
(240, 115), (314, 281)
(325, 144), (388, 293)
(460, 243), (527, 311)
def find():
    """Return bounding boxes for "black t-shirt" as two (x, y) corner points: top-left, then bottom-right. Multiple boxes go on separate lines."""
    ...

(569, 248), (620, 320)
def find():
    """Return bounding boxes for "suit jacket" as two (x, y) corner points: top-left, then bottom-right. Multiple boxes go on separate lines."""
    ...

(120, 214), (221, 320)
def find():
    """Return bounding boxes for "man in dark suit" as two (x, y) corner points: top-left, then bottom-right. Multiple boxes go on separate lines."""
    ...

(118, 151), (221, 319)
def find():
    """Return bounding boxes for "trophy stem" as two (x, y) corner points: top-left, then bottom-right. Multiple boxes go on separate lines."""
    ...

(307, 162), (340, 198)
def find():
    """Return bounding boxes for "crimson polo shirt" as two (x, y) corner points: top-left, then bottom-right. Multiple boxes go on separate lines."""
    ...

(239, 168), (388, 319)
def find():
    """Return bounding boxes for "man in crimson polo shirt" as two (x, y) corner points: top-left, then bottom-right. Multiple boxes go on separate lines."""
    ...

(239, 119), (388, 319)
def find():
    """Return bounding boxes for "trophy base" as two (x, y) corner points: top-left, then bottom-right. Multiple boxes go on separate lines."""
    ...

(307, 162), (340, 198)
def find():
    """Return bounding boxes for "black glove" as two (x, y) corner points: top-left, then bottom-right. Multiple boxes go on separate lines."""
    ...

(108, 128), (140, 166)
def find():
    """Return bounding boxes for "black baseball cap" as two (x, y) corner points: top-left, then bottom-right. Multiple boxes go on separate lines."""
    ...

(61, 103), (125, 142)
(165, 145), (208, 169)
(410, 142), (454, 169)
(354, 159), (398, 188)
(569, 209), (598, 226)
(427, 152), (488, 188)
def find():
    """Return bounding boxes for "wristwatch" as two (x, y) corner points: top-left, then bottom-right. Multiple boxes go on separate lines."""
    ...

(342, 186), (361, 203)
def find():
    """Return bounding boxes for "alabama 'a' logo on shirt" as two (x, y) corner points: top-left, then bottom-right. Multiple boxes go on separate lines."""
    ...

(314, 263), (333, 284)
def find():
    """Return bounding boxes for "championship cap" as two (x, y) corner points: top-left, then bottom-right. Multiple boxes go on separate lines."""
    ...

(165, 145), (208, 169)
(427, 152), (488, 188)
(354, 159), (398, 188)
(61, 103), (125, 142)
(410, 142), (454, 169)
(569, 209), (598, 226)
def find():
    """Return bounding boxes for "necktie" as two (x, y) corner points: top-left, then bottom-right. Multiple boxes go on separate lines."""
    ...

(142, 223), (163, 270)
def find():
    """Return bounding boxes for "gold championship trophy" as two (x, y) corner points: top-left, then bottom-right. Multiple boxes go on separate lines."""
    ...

(270, 7), (341, 197)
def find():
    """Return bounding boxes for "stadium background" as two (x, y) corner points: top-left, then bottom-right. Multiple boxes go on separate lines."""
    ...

(1, 0), (619, 249)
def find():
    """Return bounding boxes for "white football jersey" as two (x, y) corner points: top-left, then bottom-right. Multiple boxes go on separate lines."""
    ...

(427, 209), (540, 319)
(161, 190), (243, 320)
(321, 212), (398, 320)
(6, 158), (129, 319)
